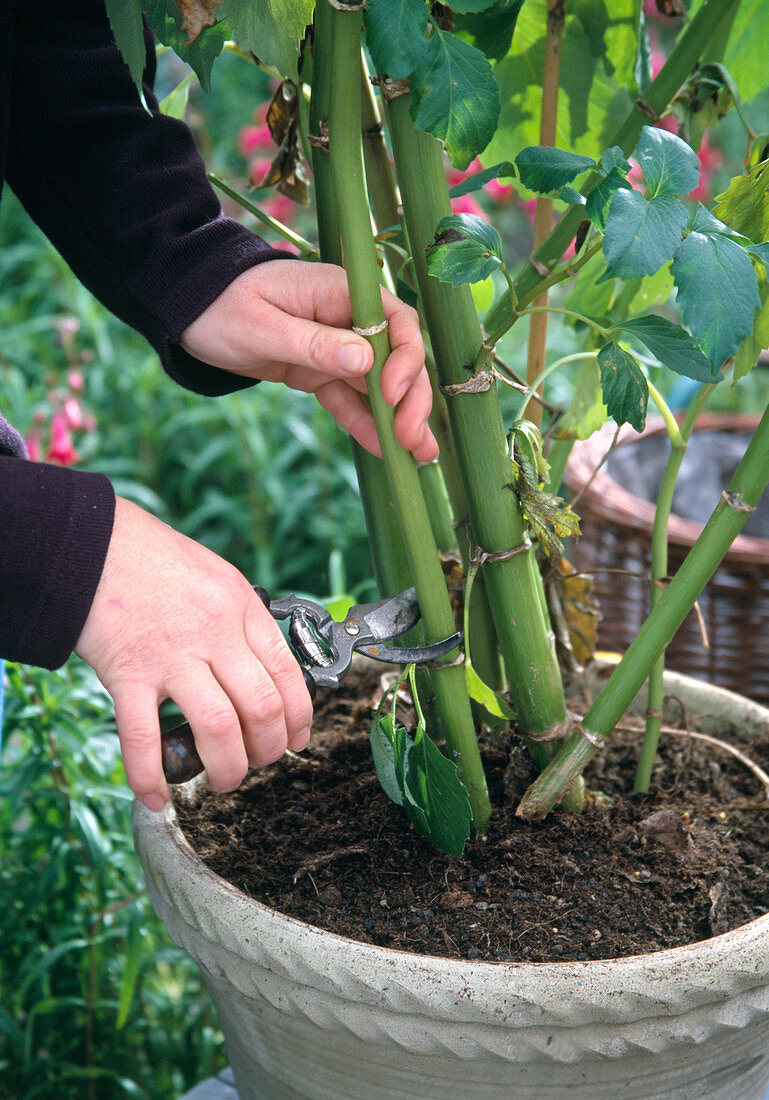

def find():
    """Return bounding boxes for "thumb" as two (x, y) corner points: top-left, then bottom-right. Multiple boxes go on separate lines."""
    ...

(259, 303), (374, 378)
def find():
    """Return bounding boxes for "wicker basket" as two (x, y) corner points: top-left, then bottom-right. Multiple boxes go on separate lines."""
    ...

(564, 414), (769, 705)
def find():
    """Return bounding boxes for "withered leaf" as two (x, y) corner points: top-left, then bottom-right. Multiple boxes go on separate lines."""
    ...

(175, 0), (225, 44)
(552, 558), (600, 667)
(511, 441), (580, 560)
(257, 80), (310, 205)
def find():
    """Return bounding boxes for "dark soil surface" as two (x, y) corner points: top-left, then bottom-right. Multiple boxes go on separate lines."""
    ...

(175, 667), (769, 964)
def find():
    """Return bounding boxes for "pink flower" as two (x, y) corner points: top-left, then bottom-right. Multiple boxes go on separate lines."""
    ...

(450, 193), (485, 218)
(261, 193), (296, 225)
(67, 369), (85, 392)
(45, 411), (79, 466)
(25, 431), (41, 462)
(486, 177), (514, 203)
(63, 397), (83, 430)
(247, 156), (273, 189)
(691, 133), (724, 203)
(239, 123), (273, 158)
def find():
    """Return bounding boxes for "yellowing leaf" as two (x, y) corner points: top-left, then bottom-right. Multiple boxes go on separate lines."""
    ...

(552, 558), (601, 666)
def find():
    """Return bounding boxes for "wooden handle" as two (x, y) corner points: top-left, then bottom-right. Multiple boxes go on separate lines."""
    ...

(161, 721), (205, 785)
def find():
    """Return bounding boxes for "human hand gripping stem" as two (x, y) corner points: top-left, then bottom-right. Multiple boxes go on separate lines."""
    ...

(75, 497), (314, 811)
(178, 260), (439, 463)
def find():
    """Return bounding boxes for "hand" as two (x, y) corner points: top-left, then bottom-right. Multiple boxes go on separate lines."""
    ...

(75, 497), (313, 810)
(179, 260), (439, 463)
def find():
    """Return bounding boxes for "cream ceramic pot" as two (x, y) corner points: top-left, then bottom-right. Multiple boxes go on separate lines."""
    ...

(133, 678), (769, 1100)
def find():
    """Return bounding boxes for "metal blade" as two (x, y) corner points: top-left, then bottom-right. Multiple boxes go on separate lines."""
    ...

(351, 586), (421, 642)
(355, 631), (463, 666)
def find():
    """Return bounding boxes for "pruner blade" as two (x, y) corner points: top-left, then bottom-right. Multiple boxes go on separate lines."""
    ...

(159, 585), (463, 786)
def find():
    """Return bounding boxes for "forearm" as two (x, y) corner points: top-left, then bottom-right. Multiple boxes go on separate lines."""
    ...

(6, 0), (291, 396)
(0, 456), (115, 669)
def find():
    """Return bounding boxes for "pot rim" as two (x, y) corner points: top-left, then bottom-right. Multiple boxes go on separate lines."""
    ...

(565, 414), (769, 565)
(134, 675), (769, 1028)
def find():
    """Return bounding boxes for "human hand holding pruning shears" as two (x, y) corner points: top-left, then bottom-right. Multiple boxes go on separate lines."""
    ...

(161, 585), (462, 785)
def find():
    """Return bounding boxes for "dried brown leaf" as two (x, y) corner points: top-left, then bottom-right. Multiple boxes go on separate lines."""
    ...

(256, 81), (310, 205)
(175, 0), (225, 44)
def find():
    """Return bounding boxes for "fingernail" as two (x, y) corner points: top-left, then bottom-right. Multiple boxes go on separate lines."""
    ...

(292, 725), (312, 750)
(337, 344), (370, 373)
(142, 793), (168, 812)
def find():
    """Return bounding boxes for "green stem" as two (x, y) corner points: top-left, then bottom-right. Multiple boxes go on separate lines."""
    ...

(517, 351), (598, 422)
(544, 438), (575, 494)
(386, 93), (572, 757)
(517, 305), (610, 339)
(518, 396), (769, 820)
(633, 382), (713, 792)
(207, 173), (319, 256)
(327, 4), (490, 831)
(311, 2), (413, 602)
(480, 241), (603, 361)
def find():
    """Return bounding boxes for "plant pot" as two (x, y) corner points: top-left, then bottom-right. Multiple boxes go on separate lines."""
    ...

(134, 676), (769, 1100)
(564, 414), (769, 705)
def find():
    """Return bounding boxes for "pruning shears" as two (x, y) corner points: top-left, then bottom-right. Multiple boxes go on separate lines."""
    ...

(160, 586), (462, 785)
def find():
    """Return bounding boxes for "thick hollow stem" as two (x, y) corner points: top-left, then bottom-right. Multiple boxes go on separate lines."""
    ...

(518, 398), (769, 820)
(386, 93), (570, 748)
(311, 3), (412, 600)
(326, 4), (491, 831)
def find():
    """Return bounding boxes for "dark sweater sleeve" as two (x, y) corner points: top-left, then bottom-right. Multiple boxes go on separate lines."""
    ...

(6, 0), (293, 397)
(0, 457), (115, 670)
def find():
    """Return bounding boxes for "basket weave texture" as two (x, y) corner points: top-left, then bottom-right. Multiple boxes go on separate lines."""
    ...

(565, 415), (769, 705)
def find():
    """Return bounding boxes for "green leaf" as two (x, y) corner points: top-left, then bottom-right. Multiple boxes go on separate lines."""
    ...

(687, 202), (746, 241)
(448, 0), (500, 10)
(454, 0), (526, 61)
(515, 147), (596, 194)
(734, 266), (769, 382)
(484, 0), (640, 168)
(600, 146), (631, 175)
(585, 167), (631, 227)
(713, 162), (769, 244)
(410, 29), (500, 169)
(159, 72), (196, 120)
(559, 185), (586, 206)
(672, 62), (735, 152)
(552, 359), (608, 440)
(370, 681), (472, 857)
(747, 242), (769, 268)
(369, 710), (407, 807)
(425, 213), (503, 285)
(689, 0), (769, 103)
(603, 189), (687, 278)
(634, 125), (699, 197)
(402, 730), (472, 858)
(618, 315), (716, 382)
(364, 0), (428, 80)
(223, 0), (314, 80)
(448, 160), (516, 198)
(144, 1), (228, 91)
(116, 908), (142, 1029)
(465, 663), (515, 719)
(671, 231), (761, 369)
(597, 342), (648, 431)
(104, 0), (149, 109)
